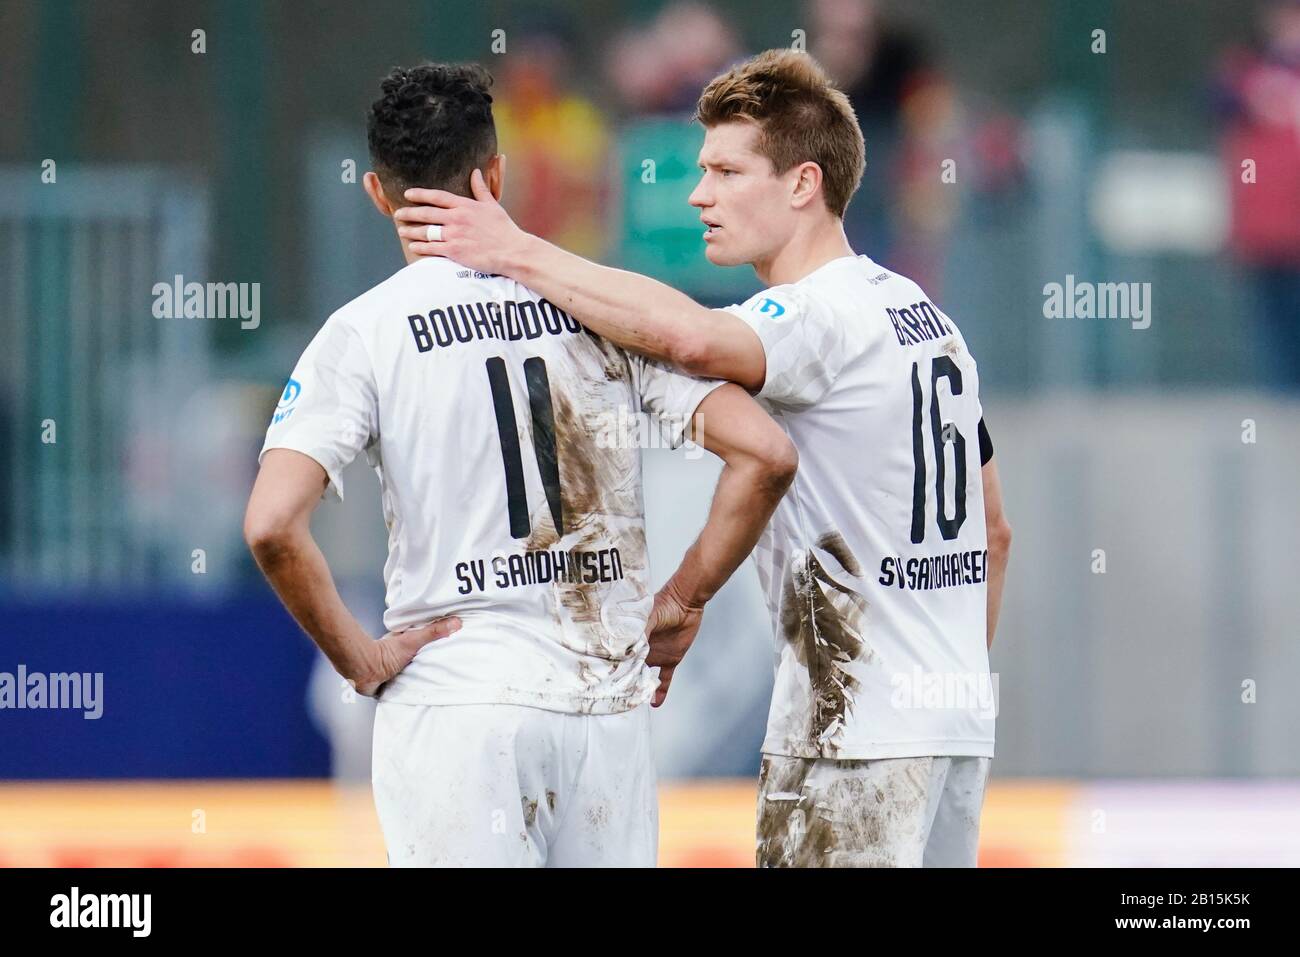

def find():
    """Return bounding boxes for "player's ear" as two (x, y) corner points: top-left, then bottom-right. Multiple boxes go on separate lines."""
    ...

(790, 161), (823, 211)
(363, 171), (395, 217)
(484, 153), (505, 202)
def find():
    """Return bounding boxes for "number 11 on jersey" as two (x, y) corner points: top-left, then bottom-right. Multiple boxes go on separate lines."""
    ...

(485, 356), (565, 539)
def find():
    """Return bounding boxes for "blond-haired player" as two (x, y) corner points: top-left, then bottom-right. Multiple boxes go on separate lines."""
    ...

(394, 49), (1013, 867)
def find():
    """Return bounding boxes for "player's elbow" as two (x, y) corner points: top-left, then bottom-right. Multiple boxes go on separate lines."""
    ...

(988, 515), (1013, 558)
(243, 504), (298, 563)
(750, 433), (799, 496)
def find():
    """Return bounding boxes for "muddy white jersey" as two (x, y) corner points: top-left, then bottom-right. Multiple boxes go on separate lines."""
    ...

(724, 255), (995, 759)
(261, 256), (723, 714)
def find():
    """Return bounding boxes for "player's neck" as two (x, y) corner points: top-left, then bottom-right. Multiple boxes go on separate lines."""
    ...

(753, 219), (855, 287)
(398, 235), (422, 266)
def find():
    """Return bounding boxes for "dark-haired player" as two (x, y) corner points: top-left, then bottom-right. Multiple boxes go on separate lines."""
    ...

(243, 63), (796, 866)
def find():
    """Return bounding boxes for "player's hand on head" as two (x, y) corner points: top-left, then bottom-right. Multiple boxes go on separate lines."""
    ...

(353, 616), (462, 697)
(395, 168), (523, 275)
(644, 587), (705, 708)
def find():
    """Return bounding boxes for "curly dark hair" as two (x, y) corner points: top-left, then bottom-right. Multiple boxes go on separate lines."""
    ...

(366, 62), (497, 204)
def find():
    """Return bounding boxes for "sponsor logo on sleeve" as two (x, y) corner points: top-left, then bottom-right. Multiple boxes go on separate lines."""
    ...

(272, 378), (300, 425)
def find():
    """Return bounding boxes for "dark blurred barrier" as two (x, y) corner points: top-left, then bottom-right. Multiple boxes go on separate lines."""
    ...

(0, 593), (328, 778)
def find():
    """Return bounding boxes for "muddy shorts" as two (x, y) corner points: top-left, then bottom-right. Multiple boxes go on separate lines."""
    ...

(372, 701), (657, 867)
(756, 754), (991, 867)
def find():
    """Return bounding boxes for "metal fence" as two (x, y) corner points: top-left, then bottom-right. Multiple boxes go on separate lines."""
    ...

(0, 167), (210, 588)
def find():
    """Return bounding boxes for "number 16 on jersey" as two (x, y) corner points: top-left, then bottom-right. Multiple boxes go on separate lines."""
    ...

(910, 355), (968, 544)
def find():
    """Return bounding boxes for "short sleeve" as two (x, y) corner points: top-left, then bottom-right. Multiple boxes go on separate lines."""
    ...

(259, 318), (378, 502)
(629, 355), (727, 449)
(722, 285), (847, 411)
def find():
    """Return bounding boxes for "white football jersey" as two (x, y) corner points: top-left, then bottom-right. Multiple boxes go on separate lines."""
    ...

(261, 257), (723, 714)
(725, 255), (995, 760)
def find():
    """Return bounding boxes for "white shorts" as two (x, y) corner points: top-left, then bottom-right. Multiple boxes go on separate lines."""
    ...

(756, 754), (991, 867)
(372, 701), (658, 867)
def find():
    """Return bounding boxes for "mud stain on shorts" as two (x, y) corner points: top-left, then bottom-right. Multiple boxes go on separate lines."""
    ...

(521, 795), (539, 828)
(757, 755), (932, 867)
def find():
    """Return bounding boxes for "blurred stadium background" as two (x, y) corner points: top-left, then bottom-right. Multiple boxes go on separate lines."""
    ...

(2, 0), (1299, 866)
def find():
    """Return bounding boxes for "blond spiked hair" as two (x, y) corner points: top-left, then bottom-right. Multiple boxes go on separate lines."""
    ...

(695, 49), (866, 218)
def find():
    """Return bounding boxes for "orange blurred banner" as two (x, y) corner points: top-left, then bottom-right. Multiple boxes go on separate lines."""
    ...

(0, 779), (1072, 867)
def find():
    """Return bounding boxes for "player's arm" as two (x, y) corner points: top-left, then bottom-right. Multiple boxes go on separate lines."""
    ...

(394, 173), (767, 389)
(495, 235), (767, 389)
(244, 448), (460, 695)
(980, 425), (1012, 649)
(644, 384), (797, 706)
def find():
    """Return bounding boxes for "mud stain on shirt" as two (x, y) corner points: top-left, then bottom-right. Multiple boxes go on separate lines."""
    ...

(520, 350), (650, 675)
(779, 531), (872, 753)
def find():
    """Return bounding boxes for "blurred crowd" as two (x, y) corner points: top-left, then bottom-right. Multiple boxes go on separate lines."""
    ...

(1215, 0), (1300, 390)
(490, 0), (1300, 389)
(491, 0), (1025, 296)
